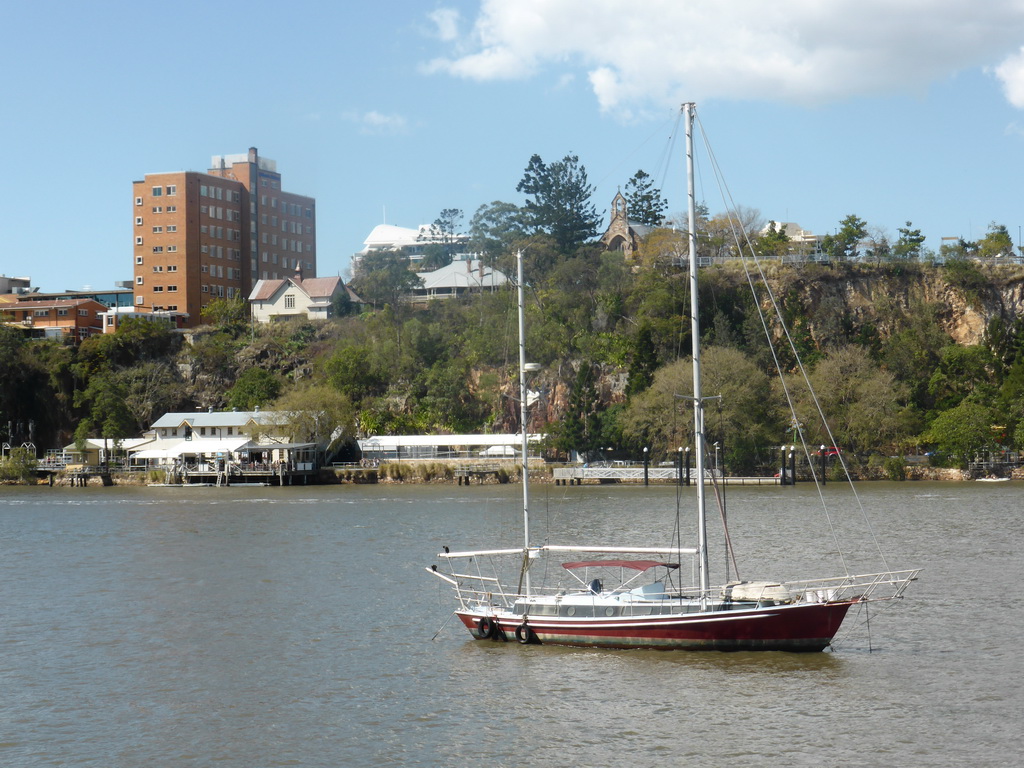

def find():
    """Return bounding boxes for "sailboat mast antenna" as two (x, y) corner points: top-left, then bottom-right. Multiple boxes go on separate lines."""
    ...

(684, 103), (711, 597)
(517, 250), (532, 596)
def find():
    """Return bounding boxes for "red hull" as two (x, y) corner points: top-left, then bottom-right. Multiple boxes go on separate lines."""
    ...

(458, 601), (854, 652)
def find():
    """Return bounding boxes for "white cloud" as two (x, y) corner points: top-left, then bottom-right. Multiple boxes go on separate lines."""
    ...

(426, 0), (1024, 111)
(343, 110), (410, 135)
(428, 8), (461, 42)
(994, 46), (1024, 108)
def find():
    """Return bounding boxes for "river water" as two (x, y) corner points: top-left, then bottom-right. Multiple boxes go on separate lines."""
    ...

(0, 481), (1019, 767)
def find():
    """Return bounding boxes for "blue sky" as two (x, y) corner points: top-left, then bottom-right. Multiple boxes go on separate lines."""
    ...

(2, 0), (1024, 290)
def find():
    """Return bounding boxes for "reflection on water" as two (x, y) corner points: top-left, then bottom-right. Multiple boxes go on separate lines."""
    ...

(0, 481), (1020, 766)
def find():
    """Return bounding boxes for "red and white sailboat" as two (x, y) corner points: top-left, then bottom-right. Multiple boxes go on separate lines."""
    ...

(428, 104), (917, 651)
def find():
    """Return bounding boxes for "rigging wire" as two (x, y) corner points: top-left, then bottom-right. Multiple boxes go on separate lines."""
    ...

(691, 110), (893, 575)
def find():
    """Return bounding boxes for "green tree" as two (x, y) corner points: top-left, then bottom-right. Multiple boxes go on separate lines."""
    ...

(350, 250), (423, 309)
(893, 222), (925, 260)
(73, 371), (137, 445)
(821, 214), (868, 261)
(976, 222), (1014, 259)
(270, 382), (356, 448)
(798, 345), (908, 455)
(322, 345), (387, 403)
(548, 362), (602, 458)
(201, 296), (249, 333)
(622, 169), (668, 227)
(468, 201), (526, 264)
(416, 358), (487, 433)
(418, 208), (463, 270)
(227, 367), (282, 410)
(330, 286), (356, 317)
(924, 401), (994, 465)
(517, 154), (600, 253)
(927, 345), (995, 413)
(619, 347), (781, 470)
(755, 221), (791, 258)
(879, 301), (951, 412)
(0, 446), (37, 484)
(625, 323), (659, 396)
(0, 326), (52, 445)
(121, 361), (184, 430)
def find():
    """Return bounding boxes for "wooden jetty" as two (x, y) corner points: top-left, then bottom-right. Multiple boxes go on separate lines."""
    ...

(454, 463), (506, 485)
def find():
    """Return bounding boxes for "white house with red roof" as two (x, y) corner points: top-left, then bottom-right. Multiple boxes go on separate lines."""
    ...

(248, 274), (361, 322)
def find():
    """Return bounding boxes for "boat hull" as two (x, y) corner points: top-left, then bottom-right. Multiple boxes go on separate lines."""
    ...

(457, 600), (855, 652)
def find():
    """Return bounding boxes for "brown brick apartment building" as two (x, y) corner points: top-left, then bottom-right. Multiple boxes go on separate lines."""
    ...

(133, 149), (316, 327)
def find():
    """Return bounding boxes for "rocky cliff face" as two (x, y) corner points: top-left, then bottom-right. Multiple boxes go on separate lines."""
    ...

(766, 263), (1024, 347)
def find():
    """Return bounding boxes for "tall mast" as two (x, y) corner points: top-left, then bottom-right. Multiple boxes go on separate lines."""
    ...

(684, 103), (711, 597)
(517, 250), (532, 596)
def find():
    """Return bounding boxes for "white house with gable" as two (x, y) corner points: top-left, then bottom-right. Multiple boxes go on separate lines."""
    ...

(248, 274), (360, 323)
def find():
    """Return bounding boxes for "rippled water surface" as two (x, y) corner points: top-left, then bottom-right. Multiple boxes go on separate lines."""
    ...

(0, 481), (1020, 766)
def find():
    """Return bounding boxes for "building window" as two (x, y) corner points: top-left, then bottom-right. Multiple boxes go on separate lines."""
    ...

(136, 296), (144, 305)
(200, 185), (208, 196)
(34, 309), (49, 317)
(136, 276), (143, 285)
(202, 285), (209, 293)
(79, 309), (88, 316)
(152, 226), (162, 233)
(167, 225), (177, 233)
(167, 285), (177, 292)
(135, 236), (143, 245)
(153, 286), (163, 293)
(168, 265), (177, 272)
(135, 197), (143, 206)
(152, 266), (163, 272)
(152, 187), (162, 197)
(152, 246), (163, 253)
(166, 185), (177, 196)
(152, 206), (162, 214)
(167, 245), (177, 253)
(166, 205), (176, 213)
(57, 308), (68, 316)
(284, 294), (296, 309)
(136, 256), (144, 265)
(135, 216), (143, 226)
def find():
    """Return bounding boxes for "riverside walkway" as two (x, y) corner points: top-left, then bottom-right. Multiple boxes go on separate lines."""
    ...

(552, 466), (780, 485)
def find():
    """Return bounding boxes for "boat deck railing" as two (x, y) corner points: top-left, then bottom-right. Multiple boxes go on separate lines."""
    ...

(429, 567), (921, 609)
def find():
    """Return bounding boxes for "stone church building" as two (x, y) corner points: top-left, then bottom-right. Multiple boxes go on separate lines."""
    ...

(599, 191), (654, 260)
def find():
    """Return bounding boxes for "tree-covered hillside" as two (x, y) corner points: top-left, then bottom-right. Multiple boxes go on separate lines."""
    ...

(4, 150), (1022, 471)
(5, 256), (1024, 472)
